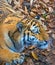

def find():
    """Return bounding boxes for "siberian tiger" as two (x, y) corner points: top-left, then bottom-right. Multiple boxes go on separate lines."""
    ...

(0, 11), (51, 65)
(0, 0), (52, 65)
(0, 12), (49, 64)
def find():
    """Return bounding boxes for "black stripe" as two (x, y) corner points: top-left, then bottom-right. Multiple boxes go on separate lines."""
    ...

(23, 32), (26, 44)
(31, 20), (34, 25)
(27, 32), (29, 41)
(8, 31), (18, 52)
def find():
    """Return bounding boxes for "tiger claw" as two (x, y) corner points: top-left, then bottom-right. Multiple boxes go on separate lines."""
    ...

(12, 54), (25, 64)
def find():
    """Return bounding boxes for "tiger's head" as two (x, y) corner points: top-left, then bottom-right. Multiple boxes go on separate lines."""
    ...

(2, 16), (52, 53)
(13, 17), (52, 51)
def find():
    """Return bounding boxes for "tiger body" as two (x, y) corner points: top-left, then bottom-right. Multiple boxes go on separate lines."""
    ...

(0, 16), (24, 64)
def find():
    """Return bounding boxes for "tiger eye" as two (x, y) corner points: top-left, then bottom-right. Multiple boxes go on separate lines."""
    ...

(30, 25), (40, 34)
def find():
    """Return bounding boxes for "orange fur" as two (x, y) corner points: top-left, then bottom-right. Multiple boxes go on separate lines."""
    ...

(0, 16), (23, 62)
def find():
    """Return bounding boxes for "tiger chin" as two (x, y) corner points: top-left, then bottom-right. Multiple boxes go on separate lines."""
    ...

(0, 16), (25, 65)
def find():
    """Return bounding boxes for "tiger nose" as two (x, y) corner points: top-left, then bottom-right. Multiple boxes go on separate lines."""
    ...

(16, 22), (23, 32)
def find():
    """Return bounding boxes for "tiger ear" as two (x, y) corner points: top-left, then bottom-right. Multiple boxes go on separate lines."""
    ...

(16, 22), (23, 32)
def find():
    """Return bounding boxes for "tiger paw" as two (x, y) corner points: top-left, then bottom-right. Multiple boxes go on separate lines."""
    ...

(0, 49), (24, 64)
(12, 54), (24, 64)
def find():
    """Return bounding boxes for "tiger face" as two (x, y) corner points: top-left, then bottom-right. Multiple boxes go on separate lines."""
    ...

(10, 17), (51, 52)
(1, 15), (51, 53)
(0, 15), (51, 65)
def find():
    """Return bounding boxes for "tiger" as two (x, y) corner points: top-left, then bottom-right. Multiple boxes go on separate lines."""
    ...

(0, 11), (52, 65)
(0, 0), (53, 65)
(15, 17), (51, 49)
